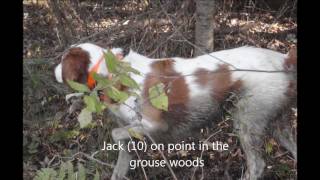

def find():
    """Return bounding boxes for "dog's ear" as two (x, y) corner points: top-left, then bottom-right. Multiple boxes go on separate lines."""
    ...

(61, 47), (90, 85)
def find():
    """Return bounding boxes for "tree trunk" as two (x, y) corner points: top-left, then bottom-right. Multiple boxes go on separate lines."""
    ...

(48, 0), (75, 48)
(194, 0), (215, 56)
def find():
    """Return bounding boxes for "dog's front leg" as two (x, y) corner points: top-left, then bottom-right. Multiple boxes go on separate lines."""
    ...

(111, 125), (144, 180)
(111, 139), (132, 180)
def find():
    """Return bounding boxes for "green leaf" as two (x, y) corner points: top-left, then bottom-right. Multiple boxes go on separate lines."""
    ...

(57, 162), (67, 180)
(93, 170), (100, 180)
(128, 66), (141, 75)
(78, 163), (86, 180)
(66, 161), (75, 180)
(84, 95), (97, 112)
(119, 74), (139, 89)
(78, 108), (92, 128)
(92, 72), (104, 82)
(67, 80), (90, 93)
(28, 141), (39, 154)
(93, 73), (111, 90)
(265, 141), (273, 155)
(128, 128), (144, 140)
(105, 87), (129, 103)
(121, 62), (141, 75)
(130, 91), (140, 97)
(148, 83), (168, 111)
(105, 51), (118, 73)
(34, 168), (57, 180)
(49, 130), (80, 143)
(118, 92), (129, 103)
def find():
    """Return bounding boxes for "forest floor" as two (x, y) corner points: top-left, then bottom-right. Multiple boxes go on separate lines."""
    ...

(23, 0), (297, 179)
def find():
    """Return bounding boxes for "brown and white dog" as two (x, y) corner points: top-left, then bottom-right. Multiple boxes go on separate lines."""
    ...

(55, 43), (297, 180)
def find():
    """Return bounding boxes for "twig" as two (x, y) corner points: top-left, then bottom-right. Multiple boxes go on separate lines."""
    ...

(137, 27), (149, 52)
(128, 136), (149, 180)
(158, 2), (238, 70)
(191, 129), (222, 180)
(59, 151), (115, 168)
(240, 165), (244, 180)
(147, 14), (195, 57)
(144, 132), (178, 180)
(273, 151), (288, 158)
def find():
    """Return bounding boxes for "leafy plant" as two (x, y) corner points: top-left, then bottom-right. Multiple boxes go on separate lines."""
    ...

(148, 83), (168, 111)
(34, 168), (57, 180)
(67, 50), (169, 129)
(34, 161), (99, 180)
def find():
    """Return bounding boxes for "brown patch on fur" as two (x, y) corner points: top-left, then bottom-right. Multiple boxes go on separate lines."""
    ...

(285, 81), (297, 98)
(195, 65), (243, 102)
(195, 68), (212, 86)
(142, 59), (190, 128)
(283, 47), (297, 71)
(62, 47), (90, 85)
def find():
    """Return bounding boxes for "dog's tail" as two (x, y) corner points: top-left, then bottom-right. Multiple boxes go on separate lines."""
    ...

(283, 47), (297, 72)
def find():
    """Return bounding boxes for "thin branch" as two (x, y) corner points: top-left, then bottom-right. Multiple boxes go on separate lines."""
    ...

(144, 132), (178, 180)
(59, 151), (114, 168)
(191, 129), (222, 180)
(128, 136), (149, 180)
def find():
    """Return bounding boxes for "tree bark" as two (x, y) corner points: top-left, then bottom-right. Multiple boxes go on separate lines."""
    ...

(194, 0), (215, 56)
(48, 0), (75, 48)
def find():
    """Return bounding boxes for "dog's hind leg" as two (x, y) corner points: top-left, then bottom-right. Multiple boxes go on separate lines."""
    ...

(273, 108), (297, 160)
(232, 93), (285, 180)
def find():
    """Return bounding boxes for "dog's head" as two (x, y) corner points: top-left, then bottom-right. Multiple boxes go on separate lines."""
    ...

(54, 43), (124, 90)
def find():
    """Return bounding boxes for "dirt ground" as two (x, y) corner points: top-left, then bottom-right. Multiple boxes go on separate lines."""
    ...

(23, 0), (297, 179)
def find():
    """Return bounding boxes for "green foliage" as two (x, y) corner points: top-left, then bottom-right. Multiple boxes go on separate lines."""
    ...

(92, 72), (111, 90)
(49, 130), (80, 143)
(34, 161), (95, 180)
(120, 74), (139, 89)
(119, 74), (139, 89)
(93, 170), (100, 180)
(77, 163), (86, 180)
(65, 50), (168, 129)
(105, 50), (118, 73)
(148, 83), (168, 111)
(265, 141), (273, 155)
(34, 168), (57, 180)
(57, 162), (67, 180)
(128, 128), (144, 140)
(84, 95), (105, 113)
(120, 61), (141, 75)
(66, 161), (75, 180)
(28, 141), (39, 154)
(105, 87), (129, 103)
(67, 80), (90, 93)
(78, 108), (92, 128)
(274, 163), (292, 178)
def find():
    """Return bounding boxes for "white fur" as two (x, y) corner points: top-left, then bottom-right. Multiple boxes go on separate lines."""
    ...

(110, 48), (123, 55)
(54, 43), (125, 83)
(54, 63), (63, 83)
(122, 50), (153, 85)
(111, 46), (294, 180)
(122, 46), (289, 111)
(55, 43), (295, 180)
(55, 44), (290, 124)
